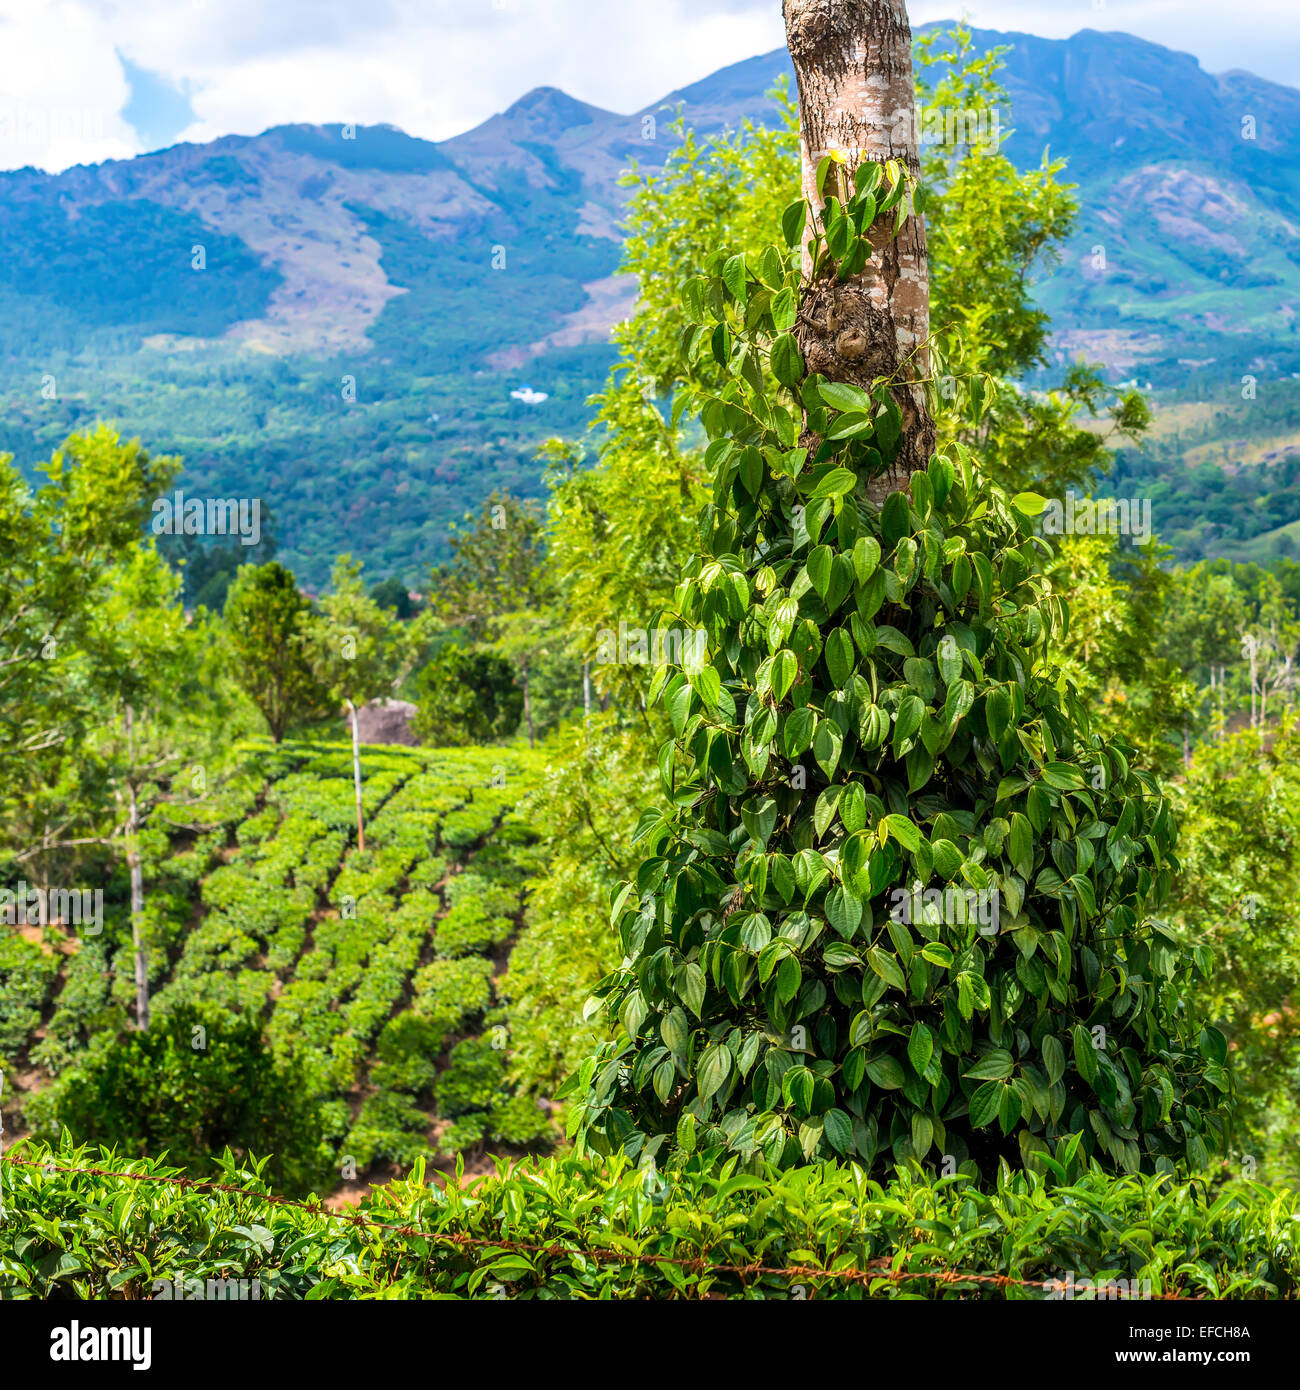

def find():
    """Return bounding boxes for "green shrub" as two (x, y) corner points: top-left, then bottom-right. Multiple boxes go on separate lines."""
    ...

(440, 806), (496, 849)
(436, 1037), (506, 1117)
(1171, 718), (1300, 1182)
(488, 1094), (552, 1147)
(407, 854), (449, 888)
(438, 1115), (488, 1153)
(472, 840), (541, 883)
(28, 1008), (331, 1195)
(495, 813), (539, 847)
(502, 718), (647, 1097)
(0, 930), (61, 1054)
(30, 939), (120, 1073)
(235, 805), (280, 845)
(432, 1037), (552, 1156)
(343, 923), (425, 1040)
(446, 870), (519, 918)
(434, 899), (513, 958)
(412, 957), (495, 1037)
(333, 846), (417, 904)
(412, 644), (523, 745)
(370, 1014), (442, 1095)
(344, 1092), (431, 1169)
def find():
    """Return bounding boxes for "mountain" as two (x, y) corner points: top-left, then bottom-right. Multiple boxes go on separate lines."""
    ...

(662, 26), (1300, 377)
(2, 23), (1299, 583)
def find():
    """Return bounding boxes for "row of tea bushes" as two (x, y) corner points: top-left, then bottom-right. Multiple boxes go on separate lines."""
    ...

(5, 738), (552, 1184)
(4, 1139), (1297, 1300)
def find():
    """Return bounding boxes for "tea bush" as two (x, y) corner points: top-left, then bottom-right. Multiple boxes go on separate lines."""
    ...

(411, 957), (496, 1039)
(3, 1139), (1296, 1300)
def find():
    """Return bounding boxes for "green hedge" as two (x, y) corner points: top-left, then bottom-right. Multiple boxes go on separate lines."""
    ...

(3, 1141), (1297, 1300)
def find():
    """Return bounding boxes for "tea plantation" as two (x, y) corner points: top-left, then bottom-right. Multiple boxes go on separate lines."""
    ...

(0, 739), (552, 1189)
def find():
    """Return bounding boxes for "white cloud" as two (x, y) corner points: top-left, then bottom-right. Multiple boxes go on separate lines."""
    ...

(145, 0), (788, 150)
(3, 0), (1299, 174)
(0, 0), (139, 170)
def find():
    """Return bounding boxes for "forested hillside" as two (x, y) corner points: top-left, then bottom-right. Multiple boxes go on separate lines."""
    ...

(3, 24), (1300, 584)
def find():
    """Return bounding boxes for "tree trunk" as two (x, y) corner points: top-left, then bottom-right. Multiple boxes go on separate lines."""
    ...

(348, 698), (366, 852)
(522, 655), (535, 749)
(583, 660), (591, 724)
(125, 705), (149, 1031)
(1248, 640), (1258, 728)
(784, 0), (933, 500)
(271, 664), (285, 743)
(129, 795), (147, 1030)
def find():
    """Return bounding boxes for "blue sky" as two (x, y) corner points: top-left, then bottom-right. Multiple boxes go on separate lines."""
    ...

(117, 52), (196, 149)
(1, 0), (1298, 172)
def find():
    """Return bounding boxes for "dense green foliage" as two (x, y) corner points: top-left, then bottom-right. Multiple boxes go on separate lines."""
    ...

(503, 717), (653, 1092)
(515, 56), (1221, 1180)
(0, 198), (281, 346)
(0, 425), (178, 766)
(370, 577), (419, 620)
(567, 404), (1225, 1177)
(1111, 384), (1300, 564)
(4, 1139), (1296, 1300)
(506, 39), (1182, 1127)
(27, 1009), (330, 1195)
(412, 645), (523, 746)
(1170, 719), (1300, 1181)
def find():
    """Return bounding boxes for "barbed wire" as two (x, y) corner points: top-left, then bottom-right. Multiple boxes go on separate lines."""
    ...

(0, 1153), (1193, 1299)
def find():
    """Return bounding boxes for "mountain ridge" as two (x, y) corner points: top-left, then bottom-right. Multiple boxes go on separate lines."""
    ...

(2, 23), (1299, 583)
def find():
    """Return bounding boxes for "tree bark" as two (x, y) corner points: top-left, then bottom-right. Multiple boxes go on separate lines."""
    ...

(125, 704), (149, 1031)
(522, 655), (535, 749)
(1245, 636), (1258, 728)
(348, 698), (366, 852)
(784, 0), (933, 500)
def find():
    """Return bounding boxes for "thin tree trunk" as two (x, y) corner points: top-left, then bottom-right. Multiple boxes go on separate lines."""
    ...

(272, 662), (285, 743)
(784, 0), (934, 499)
(522, 655), (534, 749)
(583, 660), (591, 724)
(348, 698), (366, 852)
(1250, 645), (1258, 728)
(130, 792), (147, 1029)
(40, 819), (50, 913)
(125, 704), (149, 1031)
